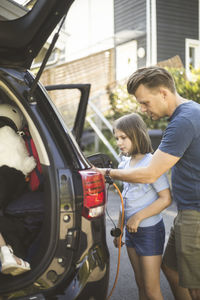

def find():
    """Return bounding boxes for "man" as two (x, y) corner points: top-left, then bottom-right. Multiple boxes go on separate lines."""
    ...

(98, 66), (200, 300)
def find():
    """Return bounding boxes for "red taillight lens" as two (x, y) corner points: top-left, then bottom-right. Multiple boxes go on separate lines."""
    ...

(79, 170), (106, 219)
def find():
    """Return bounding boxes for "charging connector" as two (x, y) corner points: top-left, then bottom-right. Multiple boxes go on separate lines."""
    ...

(110, 227), (121, 237)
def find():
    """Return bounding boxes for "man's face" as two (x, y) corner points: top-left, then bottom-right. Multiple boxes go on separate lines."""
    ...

(134, 84), (167, 120)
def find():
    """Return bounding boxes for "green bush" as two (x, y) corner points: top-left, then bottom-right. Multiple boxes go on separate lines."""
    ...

(84, 67), (200, 161)
(107, 83), (168, 130)
(167, 67), (200, 103)
(106, 67), (200, 130)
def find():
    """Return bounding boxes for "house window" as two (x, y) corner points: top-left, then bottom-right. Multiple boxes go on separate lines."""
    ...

(185, 39), (200, 77)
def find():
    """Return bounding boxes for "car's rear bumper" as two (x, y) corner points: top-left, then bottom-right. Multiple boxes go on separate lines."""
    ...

(53, 243), (109, 300)
(25, 243), (110, 300)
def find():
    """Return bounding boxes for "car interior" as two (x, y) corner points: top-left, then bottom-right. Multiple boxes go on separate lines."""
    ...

(0, 82), (50, 283)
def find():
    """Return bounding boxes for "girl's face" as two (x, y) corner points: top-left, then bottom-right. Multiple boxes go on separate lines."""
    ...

(114, 128), (133, 156)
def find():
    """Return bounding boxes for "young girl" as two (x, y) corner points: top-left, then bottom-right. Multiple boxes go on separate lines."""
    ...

(97, 113), (171, 300)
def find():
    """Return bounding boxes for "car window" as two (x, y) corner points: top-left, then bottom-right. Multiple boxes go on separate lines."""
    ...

(0, 0), (37, 21)
(11, 0), (35, 7)
(47, 88), (81, 130)
(45, 84), (90, 147)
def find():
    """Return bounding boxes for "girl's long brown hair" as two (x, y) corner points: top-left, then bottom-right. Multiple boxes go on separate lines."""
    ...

(113, 113), (153, 156)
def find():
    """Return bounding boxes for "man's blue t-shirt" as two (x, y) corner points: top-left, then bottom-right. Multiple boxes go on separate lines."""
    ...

(159, 100), (200, 211)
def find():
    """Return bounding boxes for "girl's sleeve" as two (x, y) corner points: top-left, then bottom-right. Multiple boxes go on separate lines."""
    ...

(151, 172), (170, 193)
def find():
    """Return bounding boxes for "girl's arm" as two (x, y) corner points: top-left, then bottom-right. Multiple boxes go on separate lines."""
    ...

(126, 188), (171, 233)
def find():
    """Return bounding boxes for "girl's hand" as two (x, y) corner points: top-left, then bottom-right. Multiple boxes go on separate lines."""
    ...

(126, 214), (141, 233)
(113, 237), (125, 248)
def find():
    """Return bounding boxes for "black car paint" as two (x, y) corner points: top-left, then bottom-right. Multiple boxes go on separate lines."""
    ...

(0, 65), (109, 300)
(0, 0), (75, 69)
(0, 0), (110, 298)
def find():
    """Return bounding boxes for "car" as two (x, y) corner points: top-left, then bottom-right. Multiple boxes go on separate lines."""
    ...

(0, 0), (110, 299)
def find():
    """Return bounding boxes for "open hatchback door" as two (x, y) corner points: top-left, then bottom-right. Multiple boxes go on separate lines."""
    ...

(0, 1), (110, 299)
(0, 0), (74, 69)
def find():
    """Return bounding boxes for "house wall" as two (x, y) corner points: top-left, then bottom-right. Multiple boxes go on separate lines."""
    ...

(114, 0), (146, 34)
(156, 0), (199, 65)
(138, 35), (146, 68)
(114, 0), (146, 70)
(40, 49), (115, 128)
(63, 0), (114, 62)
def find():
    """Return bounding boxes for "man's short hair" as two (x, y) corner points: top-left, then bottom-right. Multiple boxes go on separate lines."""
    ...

(127, 66), (176, 95)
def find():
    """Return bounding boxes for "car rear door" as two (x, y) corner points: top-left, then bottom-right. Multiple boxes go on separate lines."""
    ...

(45, 83), (91, 148)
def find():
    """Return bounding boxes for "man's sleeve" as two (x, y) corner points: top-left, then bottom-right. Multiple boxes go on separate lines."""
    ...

(159, 117), (194, 157)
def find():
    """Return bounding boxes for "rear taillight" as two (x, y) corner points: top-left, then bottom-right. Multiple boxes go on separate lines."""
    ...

(79, 170), (106, 219)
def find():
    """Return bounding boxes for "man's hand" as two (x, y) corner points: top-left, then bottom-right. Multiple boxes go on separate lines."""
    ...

(91, 166), (106, 176)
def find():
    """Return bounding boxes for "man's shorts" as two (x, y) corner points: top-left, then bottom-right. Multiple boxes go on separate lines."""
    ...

(125, 219), (165, 256)
(162, 210), (200, 289)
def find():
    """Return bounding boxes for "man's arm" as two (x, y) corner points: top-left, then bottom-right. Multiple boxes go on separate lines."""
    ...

(97, 149), (180, 183)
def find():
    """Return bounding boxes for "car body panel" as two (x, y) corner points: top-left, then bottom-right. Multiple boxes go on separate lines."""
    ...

(0, 0), (110, 299)
(0, 66), (109, 299)
(0, 0), (74, 68)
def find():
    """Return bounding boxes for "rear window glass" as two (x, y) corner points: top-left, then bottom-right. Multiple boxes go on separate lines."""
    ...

(47, 88), (81, 130)
(0, 0), (37, 21)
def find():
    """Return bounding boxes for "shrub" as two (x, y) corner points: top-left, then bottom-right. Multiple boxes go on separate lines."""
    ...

(107, 83), (168, 130)
(84, 67), (200, 161)
(167, 67), (200, 103)
(106, 67), (200, 130)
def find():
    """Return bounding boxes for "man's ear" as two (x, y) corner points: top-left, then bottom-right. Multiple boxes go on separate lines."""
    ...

(159, 87), (168, 101)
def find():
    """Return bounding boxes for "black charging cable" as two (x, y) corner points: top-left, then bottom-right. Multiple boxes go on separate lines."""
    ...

(105, 177), (122, 238)
(105, 177), (125, 300)
(87, 154), (124, 299)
